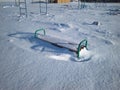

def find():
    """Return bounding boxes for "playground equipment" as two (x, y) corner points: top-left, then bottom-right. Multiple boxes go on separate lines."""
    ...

(15, 0), (18, 6)
(18, 0), (27, 17)
(39, 0), (48, 14)
(78, 0), (86, 9)
(18, 0), (48, 17)
(95, 0), (107, 7)
(34, 29), (88, 58)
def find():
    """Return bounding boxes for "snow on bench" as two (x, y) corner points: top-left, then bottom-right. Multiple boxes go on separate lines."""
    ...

(37, 34), (78, 52)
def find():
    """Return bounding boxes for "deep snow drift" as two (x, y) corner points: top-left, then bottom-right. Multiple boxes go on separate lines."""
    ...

(0, 1), (120, 90)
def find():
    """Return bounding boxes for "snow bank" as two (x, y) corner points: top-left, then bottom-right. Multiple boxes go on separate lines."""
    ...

(0, 1), (120, 90)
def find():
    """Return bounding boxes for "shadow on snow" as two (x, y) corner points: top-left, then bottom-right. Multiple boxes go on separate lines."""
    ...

(8, 32), (73, 55)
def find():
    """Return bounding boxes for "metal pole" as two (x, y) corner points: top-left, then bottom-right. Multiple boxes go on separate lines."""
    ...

(15, 0), (17, 5)
(24, 0), (27, 17)
(18, 0), (21, 16)
(46, 0), (48, 14)
(39, 0), (42, 14)
(78, 0), (80, 9)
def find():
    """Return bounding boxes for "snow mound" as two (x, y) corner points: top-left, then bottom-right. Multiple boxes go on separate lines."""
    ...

(75, 48), (92, 62)
(92, 21), (101, 26)
(49, 54), (71, 61)
(3, 5), (14, 8)
(80, 48), (91, 57)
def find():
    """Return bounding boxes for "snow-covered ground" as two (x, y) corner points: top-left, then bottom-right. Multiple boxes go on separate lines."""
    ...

(0, 1), (120, 90)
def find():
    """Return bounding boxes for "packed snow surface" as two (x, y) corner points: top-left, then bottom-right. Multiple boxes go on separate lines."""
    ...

(0, 1), (120, 90)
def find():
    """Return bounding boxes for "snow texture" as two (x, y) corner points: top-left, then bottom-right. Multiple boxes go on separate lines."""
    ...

(0, 1), (120, 90)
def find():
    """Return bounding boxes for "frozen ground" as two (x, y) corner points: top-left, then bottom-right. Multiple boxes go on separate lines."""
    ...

(0, 1), (120, 90)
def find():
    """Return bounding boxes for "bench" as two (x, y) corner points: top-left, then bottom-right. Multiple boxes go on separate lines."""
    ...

(34, 28), (88, 58)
